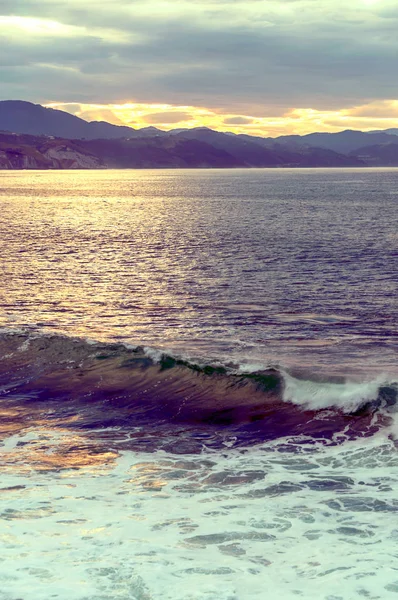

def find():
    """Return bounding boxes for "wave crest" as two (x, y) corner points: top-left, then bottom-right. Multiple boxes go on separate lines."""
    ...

(0, 329), (396, 451)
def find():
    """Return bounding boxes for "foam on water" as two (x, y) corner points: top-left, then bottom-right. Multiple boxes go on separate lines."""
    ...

(1, 428), (398, 600)
(282, 372), (388, 412)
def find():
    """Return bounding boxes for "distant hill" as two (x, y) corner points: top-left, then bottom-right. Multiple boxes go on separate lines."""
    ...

(169, 128), (365, 167)
(273, 130), (398, 154)
(0, 130), (366, 169)
(0, 131), (245, 169)
(0, 100), (162, 140)
(74, 135), (244, 168)
(1, 100), (398, 169)
(369, 128), (398, 136)
(350, 142), (398, 166)
(171, 128), (282, 166)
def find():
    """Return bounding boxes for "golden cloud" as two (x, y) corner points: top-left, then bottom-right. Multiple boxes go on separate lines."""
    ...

(46, 99), (398, 137)
(0, 15), (133, 43)
(347, 100), (398, 119)
(143, 111), (193, 124)
(223, 117), (254, 125)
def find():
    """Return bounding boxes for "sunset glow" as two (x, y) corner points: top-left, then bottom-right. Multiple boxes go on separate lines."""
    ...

(1, 0), (398, 135)
(46, 100), (398, 137)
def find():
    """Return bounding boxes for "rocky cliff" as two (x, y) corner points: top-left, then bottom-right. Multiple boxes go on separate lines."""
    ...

(0, 134), (102, 169)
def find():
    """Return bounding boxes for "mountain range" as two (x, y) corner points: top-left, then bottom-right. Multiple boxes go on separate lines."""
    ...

(1, 100), (398, 169)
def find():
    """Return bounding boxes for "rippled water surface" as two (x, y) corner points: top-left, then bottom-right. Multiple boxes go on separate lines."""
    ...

(0, 169), (397, 600)
(1, 168), (397, 373)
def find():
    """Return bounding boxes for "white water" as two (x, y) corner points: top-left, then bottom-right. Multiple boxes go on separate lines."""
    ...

(1, 429), (398, 600)
(282, 372), (390, 412)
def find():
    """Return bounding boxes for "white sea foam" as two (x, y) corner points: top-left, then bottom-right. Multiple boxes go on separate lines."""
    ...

(0, 326), (27, 336)
(1, 428), (397, 600)
(142, 345), (166, 363)
(282, 371), (389, 412)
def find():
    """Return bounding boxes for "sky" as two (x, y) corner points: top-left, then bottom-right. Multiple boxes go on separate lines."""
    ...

(1, 0), (398, 136)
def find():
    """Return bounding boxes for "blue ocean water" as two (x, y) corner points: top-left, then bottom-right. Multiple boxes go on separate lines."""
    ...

(0, 168), (397, 599)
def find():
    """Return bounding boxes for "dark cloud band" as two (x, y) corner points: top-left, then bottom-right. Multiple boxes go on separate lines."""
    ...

(0, 1), (397, 115)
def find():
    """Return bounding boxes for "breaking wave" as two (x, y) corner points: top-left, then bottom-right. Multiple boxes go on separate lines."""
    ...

(0, 329), (396, 453)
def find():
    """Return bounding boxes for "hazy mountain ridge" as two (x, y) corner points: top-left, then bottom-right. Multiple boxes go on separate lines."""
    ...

(0, 101), (140, 140)
(0, 130), (367, 169)
(0, 100), (397, 168)
(350, 142), (398, 167)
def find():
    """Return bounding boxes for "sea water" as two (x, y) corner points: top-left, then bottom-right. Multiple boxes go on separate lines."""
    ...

(0, 168), (397, 599)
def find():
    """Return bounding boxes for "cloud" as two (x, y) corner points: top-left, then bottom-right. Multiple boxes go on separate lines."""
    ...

(0, 15), (136, 44)
(347, 100), (398, 118)
(43, 99), (398, 137)
(79, 108), (127, 125)
(143, 111), (193, 124)
(223, 117), (254, 125)
(1, 0), (398, 133)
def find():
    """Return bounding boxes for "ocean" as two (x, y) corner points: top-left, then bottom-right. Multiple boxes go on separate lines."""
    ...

(0, 168), (397, 599)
